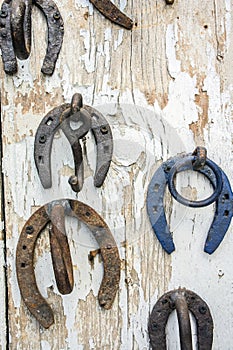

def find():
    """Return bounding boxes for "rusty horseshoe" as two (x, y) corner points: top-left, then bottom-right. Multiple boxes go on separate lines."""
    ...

(148, 288), (214, 350)
(34, 93), (113, 193)
(16, 199), (121, 328)
(0, 0), (64, 75)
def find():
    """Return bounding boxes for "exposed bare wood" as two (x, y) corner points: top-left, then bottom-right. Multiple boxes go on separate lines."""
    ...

(0, 0), (232, 349)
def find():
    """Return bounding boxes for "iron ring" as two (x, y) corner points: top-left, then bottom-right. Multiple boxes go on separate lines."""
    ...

(167, 155), (223, 208)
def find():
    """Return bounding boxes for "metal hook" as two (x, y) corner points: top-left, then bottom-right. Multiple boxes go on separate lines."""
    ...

(148, 288), (214, 350)
(34, 93), (113, 193)
(16, 199), (121, 328)
(147, 150), (233, 254)
(0, 0), (64, 75)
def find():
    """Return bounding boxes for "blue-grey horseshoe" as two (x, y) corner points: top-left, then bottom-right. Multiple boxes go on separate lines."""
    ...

(147, 153), (233, 254)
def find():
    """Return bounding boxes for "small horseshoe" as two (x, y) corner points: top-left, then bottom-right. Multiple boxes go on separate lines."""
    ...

(16, 199), (121, 328)
(147, 152), (233, 254)
(148, 288), (214, 350)
(0, 0), (63, 75)
(11, 0), (32, 60)
(89, 0), (133, 30)
(34, 94), (113, 192)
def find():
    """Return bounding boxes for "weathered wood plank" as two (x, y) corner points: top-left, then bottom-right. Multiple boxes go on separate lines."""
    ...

(0, 0), (232, 349)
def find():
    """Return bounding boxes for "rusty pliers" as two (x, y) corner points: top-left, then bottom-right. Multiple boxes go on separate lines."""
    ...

(0, 0), (64, 75)
(34, 93), (113, 193)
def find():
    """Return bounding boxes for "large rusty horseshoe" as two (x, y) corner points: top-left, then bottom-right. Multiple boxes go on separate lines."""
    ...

(16, 199), (121, 328)
(148, 288), (214, 350)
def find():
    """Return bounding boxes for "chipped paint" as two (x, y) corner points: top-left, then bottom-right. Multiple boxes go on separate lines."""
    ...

(0, 0), (232, 348)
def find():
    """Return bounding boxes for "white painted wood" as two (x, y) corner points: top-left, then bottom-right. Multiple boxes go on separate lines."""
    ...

(0, 0), (233, 349)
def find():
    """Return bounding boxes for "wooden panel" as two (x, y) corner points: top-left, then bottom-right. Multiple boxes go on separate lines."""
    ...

(0, 0), (232, 348)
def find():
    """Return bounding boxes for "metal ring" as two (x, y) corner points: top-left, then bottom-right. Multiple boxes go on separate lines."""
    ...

(168, 155), (223, 207)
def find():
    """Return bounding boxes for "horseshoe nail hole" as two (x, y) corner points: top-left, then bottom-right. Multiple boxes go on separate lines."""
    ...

(151, 322), (158, 331)
(101, 126), (108, 134)
(22, 245), (27, 250)
(191, 296), (195, 300)
(53, 12), (61, 20)
(86, 211), (91, 217)
(106, 245), (112, 250)
(154, 184), (160, 192)
(153, 206), (158, 213)
(224, 210), (229, 217)
(38, 156), (44, 164)
(162, 299), (168, 304)
(26, 226), (34, 234)
(46, 117), (53, 126)
(199, 305), (207, 314)
(39, 135), (47, 144)
(0, 10), (7, 18)
(164, 166), (171, 173)
(223, 193), (229, 201)
(21, 263), (26, 268)
(93, 114), (99, 120)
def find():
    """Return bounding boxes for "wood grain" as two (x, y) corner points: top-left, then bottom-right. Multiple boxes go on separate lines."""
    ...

(0, 0), (232, 348)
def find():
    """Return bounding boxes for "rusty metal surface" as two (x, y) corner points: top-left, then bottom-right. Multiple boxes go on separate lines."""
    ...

(0, 0), (63, 75)
(34, 94), (113, 192)
(34, 0), (64, 75)
(49, 204), (73, 295)
(89, 0), (133, 29)
(60, 106), (92, 192)
(11, 0), (32, 59)
(0, 0), (17, 74)
(16, 199), (121, 328)
(170, 291), (192, 350)
(85, 105), (113, 188)
(192, 146), (207, 170)
(148, 288), (214, 350)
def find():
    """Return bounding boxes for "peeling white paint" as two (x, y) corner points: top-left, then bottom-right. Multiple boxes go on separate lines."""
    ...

(1, 0), (233, 348)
